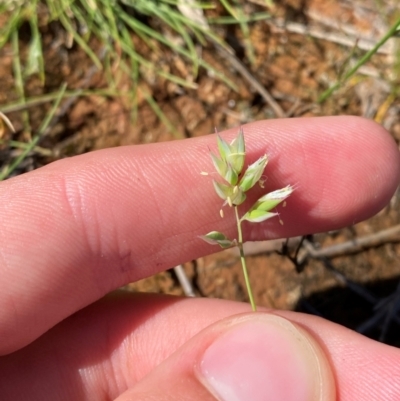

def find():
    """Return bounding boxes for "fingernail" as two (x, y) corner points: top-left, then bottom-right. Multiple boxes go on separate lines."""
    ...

(198, 314), (334, 401)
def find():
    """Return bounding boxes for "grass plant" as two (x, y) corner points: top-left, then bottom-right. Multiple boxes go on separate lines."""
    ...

(200, 128), (293, 311)
(0, 1), (260, 112)
(0, 83), (67, 180)
(0, 0), (270, 165)
(318, 15), (400, 103)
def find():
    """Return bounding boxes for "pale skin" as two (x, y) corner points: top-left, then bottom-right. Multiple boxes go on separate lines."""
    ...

(0, 116), (400, 400)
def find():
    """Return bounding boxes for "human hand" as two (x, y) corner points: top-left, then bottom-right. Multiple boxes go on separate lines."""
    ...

(0, 116), (399, 400)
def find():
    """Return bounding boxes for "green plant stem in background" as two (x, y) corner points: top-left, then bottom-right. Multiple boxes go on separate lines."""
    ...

(219, 0), (256, 65)
(143, 90), (183, 139)
(208, 12), (270, 25)
(235, 205), (256, 311)
(11, 30), (31, 137)
(318, 16), (400, 103)
(0, 83), (67, 180)
(2, 0), (260, 137)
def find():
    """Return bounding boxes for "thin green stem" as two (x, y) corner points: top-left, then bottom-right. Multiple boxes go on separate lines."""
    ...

(11, 30), (31, 137)
(0, 83), (67, 180)
(318, 16), (400, 103)
(234, 206), (256, 312)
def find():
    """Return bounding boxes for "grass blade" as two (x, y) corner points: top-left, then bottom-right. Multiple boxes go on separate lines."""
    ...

(318, 16), (400, 103)
(0, 83), (67, 181)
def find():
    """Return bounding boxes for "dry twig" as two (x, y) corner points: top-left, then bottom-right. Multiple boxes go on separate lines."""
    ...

(300, 225), (400, 262)
(173, 265), (196, 297)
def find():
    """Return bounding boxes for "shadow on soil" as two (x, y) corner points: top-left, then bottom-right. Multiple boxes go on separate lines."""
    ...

(296, 276), (400, 347)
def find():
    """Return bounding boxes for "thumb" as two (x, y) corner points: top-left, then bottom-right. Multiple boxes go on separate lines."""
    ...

(115, 313), (335, 401)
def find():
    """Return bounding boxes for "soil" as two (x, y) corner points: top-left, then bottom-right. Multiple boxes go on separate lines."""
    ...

(1, 0), (400, 345)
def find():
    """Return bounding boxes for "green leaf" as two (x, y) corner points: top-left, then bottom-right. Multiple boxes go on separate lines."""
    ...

(213, 181), (247, 205)
(227, 128), (245, 173)
(230, 185), (246, 205)
(211, 151), (239, 185)
(242, 185), (293, 223)
(213, 180), (232, 200)
(199, 231), (235, 248)
(227, 151), (245, 176)
(217, 129), (246, 177)
(217, 134), (231, 162)
(210, 152), (227, 178)
(242, 210), (278, 223)
(231, 127), (245, 155)
(251, 186), (293, 211)
(239, 154), (268, 192)
(224, 163), (239, 185)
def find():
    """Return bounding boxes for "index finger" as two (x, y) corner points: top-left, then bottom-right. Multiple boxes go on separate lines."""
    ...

(0, 116), (398, 354)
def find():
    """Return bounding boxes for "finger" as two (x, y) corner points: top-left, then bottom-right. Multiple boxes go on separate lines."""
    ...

(1, 116), (399, 354)
(114, 313), (335, 401)
(1, 293), (399, 400)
